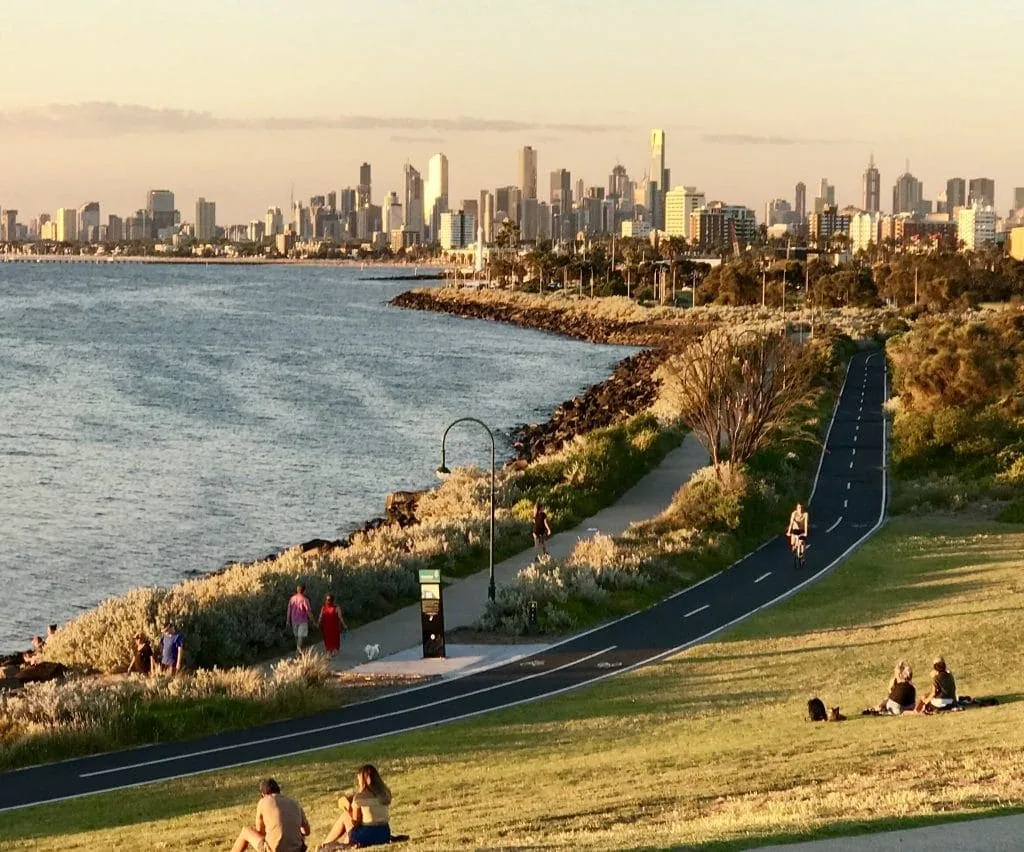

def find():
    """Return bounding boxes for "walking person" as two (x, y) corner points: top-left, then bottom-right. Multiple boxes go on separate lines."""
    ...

(156, 624), (184, 675)
(231, 777), (310, 852)
(532, 502), (552, 559)
(286, 584), (314, 653)
(317, 593), (347, 658)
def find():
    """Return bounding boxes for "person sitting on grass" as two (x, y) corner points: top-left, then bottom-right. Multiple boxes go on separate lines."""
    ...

(126, 632), (154, 676)
(877, 660), (916, 715)
(318, 764), (392, 849)
(915, 656), (957, 713)
(231, 777), (310, 852)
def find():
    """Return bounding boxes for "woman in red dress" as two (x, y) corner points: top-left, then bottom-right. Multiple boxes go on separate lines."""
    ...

(317, 593), (346, 657)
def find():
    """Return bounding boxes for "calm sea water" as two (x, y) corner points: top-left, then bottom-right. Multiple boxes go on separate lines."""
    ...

(0, 263), (633, 651)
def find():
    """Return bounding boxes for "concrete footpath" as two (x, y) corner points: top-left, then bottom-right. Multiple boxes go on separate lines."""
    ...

(320, 432), (709, 674)
(765, 813), (1024, 850)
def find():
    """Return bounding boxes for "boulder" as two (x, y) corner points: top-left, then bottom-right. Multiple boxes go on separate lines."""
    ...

(385, 490), (426, 528)
(16, 661), (68, 684)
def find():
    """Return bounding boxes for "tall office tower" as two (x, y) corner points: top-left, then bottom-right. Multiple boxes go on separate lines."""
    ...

(338, 188), (357, 217)
(438, 210), (476, 250)
(549, 169), (572, 214)
(423, 153), (449, 243)
(403, 163), (424, 235)
(293, 201), (312, 238)
(814, 178), (836, 213)
(862, 155), (881, 213)
(764, 198), (794, 228)
(665, 186), (706, 239)
(146, 190), (176, 236)
(461, 198), (479, 223)
(518, 146), (538, 200)
(1, 209), (17, 242)
(575, 178), (585, 208)
(608, 165), (629, 200)
(520, 197), (540, 241)
(358, 162), (372, 208)
(78, 202), (100, 242)
(55, 207), (78, 242)
(650, 129), (666, 229)
(968, 177), (995, 207)
(195, 198), (216, 240)
(957, 203), (997, 252)
(265, 207), (284, 237)
(383, 191), (403, 233)
(107, 214), (123, 243)
(946, 178), (967, 212)
(326, 191), (337, 211)
(1013, 187), (1024, 210)
(479, 190), (494, 243)
(892, 169), (924, 215)
(795, 182), (807, 223)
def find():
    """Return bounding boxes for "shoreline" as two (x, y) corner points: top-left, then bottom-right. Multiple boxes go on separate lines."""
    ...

(3, 286), (676, 660)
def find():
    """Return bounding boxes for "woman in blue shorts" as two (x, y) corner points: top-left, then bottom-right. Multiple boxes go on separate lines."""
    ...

(318, 764), (392, 849)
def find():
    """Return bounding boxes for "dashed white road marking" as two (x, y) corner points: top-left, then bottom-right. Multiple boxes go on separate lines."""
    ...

(847, 482), (852, 490)
(754, 572), (772, 584)
(684, 605), (710, 618)
(844, 499), (849, 508)
(826, 517), (843, 533)
(849, 461), (855, 469)
(852, 448), (857, 456)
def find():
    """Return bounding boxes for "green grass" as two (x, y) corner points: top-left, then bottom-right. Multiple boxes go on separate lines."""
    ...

(7, 514), (1024, 850)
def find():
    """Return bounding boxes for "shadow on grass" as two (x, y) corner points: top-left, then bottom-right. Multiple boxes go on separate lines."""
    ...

(686, 805), (1024, 851)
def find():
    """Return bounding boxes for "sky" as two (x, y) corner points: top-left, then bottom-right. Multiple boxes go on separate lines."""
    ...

(1, 0), (1022, 224)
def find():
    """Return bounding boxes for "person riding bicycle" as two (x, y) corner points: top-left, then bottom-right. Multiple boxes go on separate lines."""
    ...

(787, 502), (809, 555)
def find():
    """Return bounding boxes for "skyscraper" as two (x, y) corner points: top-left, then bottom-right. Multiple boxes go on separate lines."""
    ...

(518, 146), (538, 200)
(358, 163), (372, 208)
(550, 169), (572, 215)
(55, 207), (78, 243)
(946, 178), (967, 212)
(1, 209), (17, 242)
(1014, 187), (1024, 211)
(424, 153), (449, 243)
(814, 179), (836, 213)
(893, 169), (924, 216)
(403, 163), (424, 235)
(479, 190), (494, 243)
(195, 198), (216, 240)
(78, 201), (101, 242)
(265, 207), (284, 237)
(862, 155), (881, 213)
(383, 191), (403, 233)
(968, 177), (995, 207)
(650, 129), (666, 229)
(146, 190), (176, 236)
(795, 182), (807, 223)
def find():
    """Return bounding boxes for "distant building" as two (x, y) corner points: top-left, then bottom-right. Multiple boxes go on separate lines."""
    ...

(892, 170), (924, 216)
(957, 203), (997, 251)
(195, 198), (216, 240)
(665, 186), (706, 240)
(518, 146), (538, 200)
(896, 218), (958, 251)
(1, 209), (17, 242)
(423, 153), (448, 243)
(247, 220), (265, 243)
(549, 168), (572, 216)
(649, 129), (667, 229)
(814, 178), (835, 214)
(862, 155), (881, 213)
(265, 207), (284, 237)
(78, 202), (100, 242)
(147, 190), (176, 237)
(794, 181), (807, 224)
(808, 205), (852, 247)
(1009, 226), (1024, 261)
(946, 177), (967, 212)
(438, 210), (476, 250)
(55, 207), (78, 243)
(849, 211), (880, 254)
(403, 164), (424, 236)
(358, 162), (372, 208)
(479, 190), (494, 243)
(105, 214), (123, 243)
(689, 202), (756, 250)
(968, 177), (995, 207)
(520, 197), (540, 241)
(621, 220), (651, 239)
(390, 229), (421, 252)
(383, 191), (403, 234)
(1014, 187), (1024, 211)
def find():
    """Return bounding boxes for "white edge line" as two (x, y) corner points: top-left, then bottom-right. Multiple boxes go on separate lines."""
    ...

(0, 356), (889, 815)
(79, 645), (617, 779)
(754, 572), (771, 584)
(808, 357), (852, 504)
(826, 517), (843, 533)
(683, 604), (710, 618)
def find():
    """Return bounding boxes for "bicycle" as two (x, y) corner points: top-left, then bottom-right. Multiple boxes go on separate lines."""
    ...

(789, 534), (807, 569)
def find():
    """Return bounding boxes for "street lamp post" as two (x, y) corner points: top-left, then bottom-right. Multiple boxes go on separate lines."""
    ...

(437, 417), (496, 602)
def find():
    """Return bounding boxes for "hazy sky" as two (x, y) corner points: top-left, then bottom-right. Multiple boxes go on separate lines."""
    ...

(1, 0), (1021, 223)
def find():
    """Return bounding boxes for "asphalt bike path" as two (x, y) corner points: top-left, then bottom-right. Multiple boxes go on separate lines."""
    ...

(0, 351), (887, 812)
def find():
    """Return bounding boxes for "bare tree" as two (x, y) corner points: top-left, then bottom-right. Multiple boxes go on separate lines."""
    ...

(661, 328), (819, 471)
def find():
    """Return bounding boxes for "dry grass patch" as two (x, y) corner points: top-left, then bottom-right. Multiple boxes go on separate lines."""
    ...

(5, 516), (1024, 850)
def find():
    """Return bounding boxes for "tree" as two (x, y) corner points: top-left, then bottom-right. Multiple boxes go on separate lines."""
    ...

(660, 329), (820, 471)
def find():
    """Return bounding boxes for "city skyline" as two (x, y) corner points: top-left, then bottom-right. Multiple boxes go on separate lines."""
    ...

(1, 1), (1021, 221)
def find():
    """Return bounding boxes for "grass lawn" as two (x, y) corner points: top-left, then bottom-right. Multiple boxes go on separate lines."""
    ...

(5, 514), (1024, 850)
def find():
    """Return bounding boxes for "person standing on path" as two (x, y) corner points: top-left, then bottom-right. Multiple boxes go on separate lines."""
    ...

(532, 502), (552, 559)
(317, 593), (347, 658)
(286, 584), (314, 653)
(156, 624), (184, 675)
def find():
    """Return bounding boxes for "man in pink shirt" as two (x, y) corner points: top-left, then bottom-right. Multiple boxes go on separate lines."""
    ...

(286, 584), (313, 652)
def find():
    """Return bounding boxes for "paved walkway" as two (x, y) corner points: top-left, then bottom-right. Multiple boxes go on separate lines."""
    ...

(765, 813), (1024, 850)
(317, 432), (709, 671)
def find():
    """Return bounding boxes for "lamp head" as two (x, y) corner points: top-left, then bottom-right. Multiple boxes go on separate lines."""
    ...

(436, 464), (451, 477)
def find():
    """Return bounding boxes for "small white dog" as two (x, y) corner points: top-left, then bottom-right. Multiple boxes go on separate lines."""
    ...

(364, 643), (381, 661)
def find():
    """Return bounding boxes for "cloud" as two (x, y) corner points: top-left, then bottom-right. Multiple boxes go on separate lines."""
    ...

(388, 134), (447, 145)
(0, 102), (626, 137)
(701, 132), (858, 146)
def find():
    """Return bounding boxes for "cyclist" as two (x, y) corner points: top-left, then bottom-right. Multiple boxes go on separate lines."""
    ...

(787, 502), (809, 559)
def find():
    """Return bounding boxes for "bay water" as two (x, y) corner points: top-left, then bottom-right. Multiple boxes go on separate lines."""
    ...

(0, 263), (633, 652)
